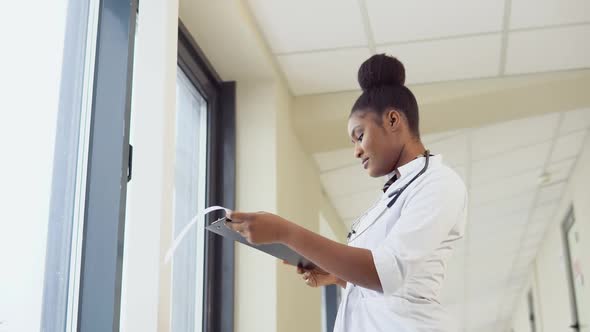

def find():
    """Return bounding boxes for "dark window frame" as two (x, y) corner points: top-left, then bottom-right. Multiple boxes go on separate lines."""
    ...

(76, 0), (138, 330)
(562, 206), (581, 332)
(178, 20), (236, 332)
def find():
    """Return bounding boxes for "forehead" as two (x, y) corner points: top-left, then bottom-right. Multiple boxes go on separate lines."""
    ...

(347, 111), (378, 132)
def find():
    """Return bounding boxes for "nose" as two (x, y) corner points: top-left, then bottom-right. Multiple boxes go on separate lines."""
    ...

(354, 143), (363, 159)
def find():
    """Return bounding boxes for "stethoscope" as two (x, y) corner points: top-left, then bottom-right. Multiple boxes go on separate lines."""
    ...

(346, 150), (431, 243)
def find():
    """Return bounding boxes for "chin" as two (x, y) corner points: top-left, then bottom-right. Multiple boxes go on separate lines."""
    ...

(366, 168), (381, 178)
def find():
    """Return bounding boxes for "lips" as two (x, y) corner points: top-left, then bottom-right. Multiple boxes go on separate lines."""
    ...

(362, 158), (369, 169)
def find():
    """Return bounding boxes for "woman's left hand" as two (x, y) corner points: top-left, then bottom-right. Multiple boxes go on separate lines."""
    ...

(225, 210), (292, 245)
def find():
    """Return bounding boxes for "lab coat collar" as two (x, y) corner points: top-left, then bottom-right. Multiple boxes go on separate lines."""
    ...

(383, 154), (443, 196)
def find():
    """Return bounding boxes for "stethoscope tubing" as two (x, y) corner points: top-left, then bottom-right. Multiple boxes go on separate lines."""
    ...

(347, 150), (431, 243)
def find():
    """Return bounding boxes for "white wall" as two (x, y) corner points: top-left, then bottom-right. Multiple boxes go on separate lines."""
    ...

(512, 133), (590, 332)
(119, 0), (178, 331)
(0, 1), (67, 331)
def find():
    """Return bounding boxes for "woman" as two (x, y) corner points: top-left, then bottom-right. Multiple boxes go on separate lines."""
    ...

(226, 54), (468, 332)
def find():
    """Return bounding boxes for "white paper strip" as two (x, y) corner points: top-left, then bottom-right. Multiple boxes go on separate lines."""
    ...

(164, 205), (230, 263)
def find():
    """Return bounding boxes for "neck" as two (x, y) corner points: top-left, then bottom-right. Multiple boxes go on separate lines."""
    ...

(396, 139), (426, 169)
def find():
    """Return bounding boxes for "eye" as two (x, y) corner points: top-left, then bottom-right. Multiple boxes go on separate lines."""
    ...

(358, 133), (364, 142)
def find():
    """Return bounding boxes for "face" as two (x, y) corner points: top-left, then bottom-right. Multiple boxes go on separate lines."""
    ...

(347, 110), (405, 177)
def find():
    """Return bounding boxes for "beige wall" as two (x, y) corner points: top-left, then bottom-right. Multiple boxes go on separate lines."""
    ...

(293, 71), (590, 154)
(512, 133), (590, 331)
(276, 81), (323, 332)
(234, 81), (279, 332)
(234, 79), (348, 332)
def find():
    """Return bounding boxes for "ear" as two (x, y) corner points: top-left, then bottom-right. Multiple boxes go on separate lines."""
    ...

(385, 109), (401, 129)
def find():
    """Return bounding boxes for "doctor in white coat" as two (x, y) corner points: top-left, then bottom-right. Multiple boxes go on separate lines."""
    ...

(226, 54), (468, 332)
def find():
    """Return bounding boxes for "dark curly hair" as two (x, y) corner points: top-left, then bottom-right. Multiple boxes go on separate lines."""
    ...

(351, 54), (420, 138)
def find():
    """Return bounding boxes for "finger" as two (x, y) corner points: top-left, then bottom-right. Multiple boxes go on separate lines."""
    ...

(227, 211), (254, 222)
(225, 221), (246, 235)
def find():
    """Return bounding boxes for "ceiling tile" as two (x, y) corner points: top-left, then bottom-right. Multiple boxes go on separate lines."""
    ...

(465, 296), (503, 326)
(247, 0), (366, 53)
(320, 163), (383, 197)
(377, 34), (502, 84)
(422, 129), (466, 145)
(471, 142), (552, 185)
(537, 182), (566, 204)
(470, 172), (541, 205)
(313, 148), (356, 172)
(278, 48), (371, 95)
(505, 25), (590, 75)
(471, 209), (529, 226)
(471, 193), (535, 220)
(471, 113), (559, 161)
(452, 166), (468, 184)
(510, 0), (590, 29)
(332, 190), (381, 220)
(427, 133), (468, 166)
(559, 108), (590, 134)
(545, 158), (576, 184)
(530, 201), (559, 223)
(366, 0), (504, 43)
(550, 130), (588, 163)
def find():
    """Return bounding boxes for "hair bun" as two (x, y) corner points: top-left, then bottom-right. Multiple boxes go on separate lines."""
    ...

(357, 54), (406, 91)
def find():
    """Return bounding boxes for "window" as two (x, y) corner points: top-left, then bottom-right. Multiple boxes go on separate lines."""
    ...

(176, 21), (237, 332)
(0, 0), (135, 331)
(0, 0), (78, 330)
(171, 68), (209, 332)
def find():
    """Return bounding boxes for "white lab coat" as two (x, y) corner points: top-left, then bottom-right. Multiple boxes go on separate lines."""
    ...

(333, 154), (468, 332)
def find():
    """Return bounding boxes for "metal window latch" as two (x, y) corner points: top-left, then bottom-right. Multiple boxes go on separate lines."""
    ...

(127, 144), (133, 182)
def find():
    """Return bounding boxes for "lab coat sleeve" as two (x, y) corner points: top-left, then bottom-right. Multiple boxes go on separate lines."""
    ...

(371, 170), (467, 296)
